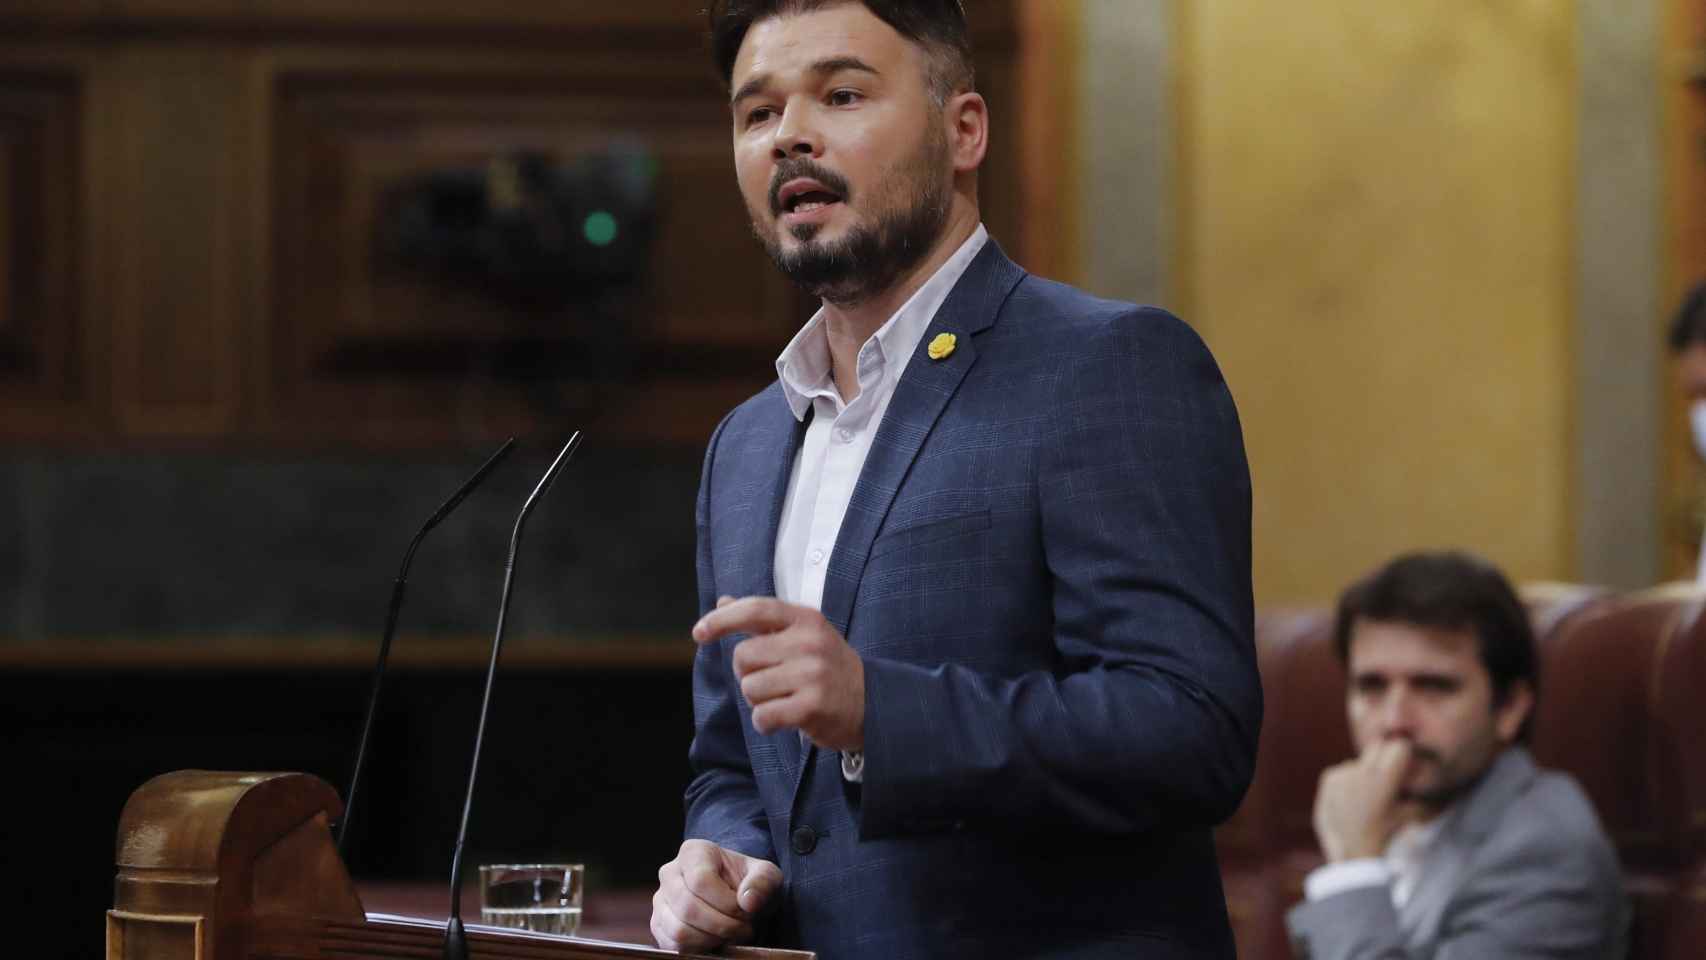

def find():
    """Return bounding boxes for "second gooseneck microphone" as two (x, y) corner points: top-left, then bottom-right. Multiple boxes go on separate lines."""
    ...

(443, 431), (584, 960)
(338, 437), (518, 855)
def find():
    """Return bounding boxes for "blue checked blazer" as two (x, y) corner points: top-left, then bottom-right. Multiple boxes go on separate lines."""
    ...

(685, 241), (1260, 959)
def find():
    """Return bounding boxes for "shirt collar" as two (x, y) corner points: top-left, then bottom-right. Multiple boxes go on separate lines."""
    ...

(775, 224), (990, 421)
(1387, 815), (1445, 863)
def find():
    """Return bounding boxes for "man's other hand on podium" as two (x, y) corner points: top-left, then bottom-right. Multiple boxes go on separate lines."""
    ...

(650, 838), (782, 952)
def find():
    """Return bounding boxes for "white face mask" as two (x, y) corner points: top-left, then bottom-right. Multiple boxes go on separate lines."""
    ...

(1690, 400), (1706, 461)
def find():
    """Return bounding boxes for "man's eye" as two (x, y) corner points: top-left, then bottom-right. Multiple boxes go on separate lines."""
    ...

(745, 107), (775, 126)
(829, 90), (861, 107)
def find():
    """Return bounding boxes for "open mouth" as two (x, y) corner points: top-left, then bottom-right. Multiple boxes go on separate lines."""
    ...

(777, 178), (845, 216)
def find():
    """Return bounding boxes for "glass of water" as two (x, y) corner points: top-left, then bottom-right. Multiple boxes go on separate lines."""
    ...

(479, 863), (584, 936)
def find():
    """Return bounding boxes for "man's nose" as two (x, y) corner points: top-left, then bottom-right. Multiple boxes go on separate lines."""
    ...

(771, 103), (823, 160)
(1378, 688), (1419, 737)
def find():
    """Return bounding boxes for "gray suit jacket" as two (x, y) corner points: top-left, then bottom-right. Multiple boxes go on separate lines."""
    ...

(1286, 747), (1628, 959)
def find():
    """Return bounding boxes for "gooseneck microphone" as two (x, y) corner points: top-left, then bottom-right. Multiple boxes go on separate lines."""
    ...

(337, 437), (518, 855)
(443, 432), (584, 960)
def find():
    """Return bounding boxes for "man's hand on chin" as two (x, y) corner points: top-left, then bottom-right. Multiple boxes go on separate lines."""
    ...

(1312, 738), (1417, 862)
(693, 595), (866, 752)
(651, 839), (782, 952)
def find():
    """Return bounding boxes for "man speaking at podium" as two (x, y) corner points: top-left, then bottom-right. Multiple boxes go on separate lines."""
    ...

(650, 2), (1261, 957)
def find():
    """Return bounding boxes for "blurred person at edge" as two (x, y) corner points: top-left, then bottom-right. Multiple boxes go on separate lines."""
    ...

(1669, 283), (1706, 580)
(647, 1), (1260, 958)
(1287, 551), (1627, 958)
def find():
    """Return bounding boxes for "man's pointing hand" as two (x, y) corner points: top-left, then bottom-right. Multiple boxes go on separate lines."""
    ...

(693, 595), (865, 752)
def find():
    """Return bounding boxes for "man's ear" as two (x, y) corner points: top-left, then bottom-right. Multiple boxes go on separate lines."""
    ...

(1493, 679), (1534, 743)
(946, 90), (988, 173)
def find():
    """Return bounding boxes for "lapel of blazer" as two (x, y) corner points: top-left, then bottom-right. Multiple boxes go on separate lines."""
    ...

(1399, 747), (1538, 947)
(748, 400), (809, 600)
(738, 397), (811, 780)
(787, 240), (1024, 811)
(817, 240), (1026, 642)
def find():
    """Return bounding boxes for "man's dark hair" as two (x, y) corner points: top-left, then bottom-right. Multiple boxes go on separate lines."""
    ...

(706, 0), (975, 103)
(1669, 282), (1706, 353)
(1332, 550), (1539, 740)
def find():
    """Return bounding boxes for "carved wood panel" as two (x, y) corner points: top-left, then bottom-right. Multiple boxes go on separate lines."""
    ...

(262, 50), (809, 447)
(0, 65), (90, 440)
(108, 47), (249, 438)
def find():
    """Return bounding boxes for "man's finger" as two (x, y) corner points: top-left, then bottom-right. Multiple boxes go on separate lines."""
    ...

(667, 875), (751, 943)
(1366, 739), (1413, 801)
(735, 857), (784, 916)
(731, 633), (788, 680)
(678, 847), (744, 919)
(738, 660), (801, 707)
(717, 595), (737, 608)
(1370, 738), (1411, 774)
(751, 692), (812, 736)
(650, 895), (681, 952)
(652, 887), (701, 952)
(694, 596), (797, 646)
(657, 885), (745, 950)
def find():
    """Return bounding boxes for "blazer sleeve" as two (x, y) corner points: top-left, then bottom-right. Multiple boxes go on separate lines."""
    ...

(682, 413), (777, 863)
(855, 306), (1262, 838)
(1286, 885), (1408, 960)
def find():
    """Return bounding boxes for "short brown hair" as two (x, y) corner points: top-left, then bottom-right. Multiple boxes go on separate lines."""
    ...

(1333, 550), (1539, 740)
(706, 0), (975, 103)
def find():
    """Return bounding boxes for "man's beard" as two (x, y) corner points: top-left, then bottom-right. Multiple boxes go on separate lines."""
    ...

(1394, 742), (1482, 809)
(753, 124), (953, 308)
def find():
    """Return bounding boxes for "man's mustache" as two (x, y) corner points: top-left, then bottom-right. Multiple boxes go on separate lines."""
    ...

(769, 159), (853, 215)
(1408, 745), (1443, 765)
(1389, 739), (1443, 767)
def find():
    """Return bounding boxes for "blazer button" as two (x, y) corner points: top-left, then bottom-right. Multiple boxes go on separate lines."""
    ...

(790, 825), (818, 855)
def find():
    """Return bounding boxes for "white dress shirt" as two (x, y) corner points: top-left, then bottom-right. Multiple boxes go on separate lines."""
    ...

(1304, 816), (1446, 911)
(771, 223), (990, 782)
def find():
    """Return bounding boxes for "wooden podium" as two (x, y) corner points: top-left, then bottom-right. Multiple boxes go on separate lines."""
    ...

(108, 771), (812, 960)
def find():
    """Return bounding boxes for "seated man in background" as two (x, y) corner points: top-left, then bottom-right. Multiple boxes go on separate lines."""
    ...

(1669, 282), (1706, 580)
(1287, 551), (1627, 958)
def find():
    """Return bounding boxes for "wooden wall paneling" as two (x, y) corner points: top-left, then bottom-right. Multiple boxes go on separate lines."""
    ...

(0, 3), (1023, 452)
(109, 45), (246, 439)
(1012, 0), (1080, 285)
(970, 48), (1025, 264)
(0, 2), (102, 23)
(261, 48), (811, 449)
(0, 55), (95, 441)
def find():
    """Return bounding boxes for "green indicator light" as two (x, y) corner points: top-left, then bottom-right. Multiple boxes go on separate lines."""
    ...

(583, 211), (619, 247)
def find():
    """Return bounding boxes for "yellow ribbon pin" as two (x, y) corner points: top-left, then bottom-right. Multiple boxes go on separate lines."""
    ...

(927, 332), (957, 361)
